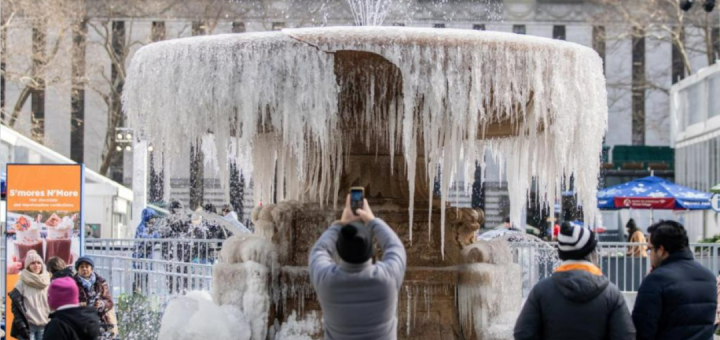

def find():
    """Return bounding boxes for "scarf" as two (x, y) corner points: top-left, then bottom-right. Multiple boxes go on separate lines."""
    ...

(554, 260), (603, 276)
(20, 269), (50, 290)
(79, 272), (97, 292)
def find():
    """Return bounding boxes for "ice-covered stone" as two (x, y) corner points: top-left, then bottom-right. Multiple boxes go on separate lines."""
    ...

(158, 291), (251, 340)
(125, 26), (607, 258)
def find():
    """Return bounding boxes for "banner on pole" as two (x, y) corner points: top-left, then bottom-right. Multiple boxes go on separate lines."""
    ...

(5, 164), (84, 340)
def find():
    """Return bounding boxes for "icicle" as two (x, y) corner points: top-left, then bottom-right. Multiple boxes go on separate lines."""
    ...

(125, 27), (607, 254)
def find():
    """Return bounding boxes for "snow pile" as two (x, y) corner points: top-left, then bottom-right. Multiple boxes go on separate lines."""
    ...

(158, 291), (251, 340)
(125, 26), (607, 258)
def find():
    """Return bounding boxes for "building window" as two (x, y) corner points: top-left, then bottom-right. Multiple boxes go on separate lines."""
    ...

(592, 26), (606, 74)
(672, 27), (685, 84)
(473, 24), (486, 31)
(232, 22), (246, 33)
(393, 23), (405, 27)
(1, 23), (5, 124)
(70, 20), (87, 163)
(151, 22), (166, 42)
(434, 23), (446, 28)
(512, 25), (526, 35)
(31, 26), (46, 142)
(272, 22), (285, 31)
(713, 27), (720, 62)
(632, 27), (646, 146)
(553, 25), (566, 40)
(110, 21), (126, 183)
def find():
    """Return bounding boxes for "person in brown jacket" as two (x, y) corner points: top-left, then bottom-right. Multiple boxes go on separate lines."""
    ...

(626, 219), (647, 257)
(73, 256), (116, 339)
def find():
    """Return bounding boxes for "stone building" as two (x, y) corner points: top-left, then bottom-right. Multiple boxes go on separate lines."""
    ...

(2, 0), (717, 233)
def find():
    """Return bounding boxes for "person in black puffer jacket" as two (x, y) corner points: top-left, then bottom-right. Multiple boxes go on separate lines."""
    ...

(43, 277), (100, 340)
(514, 222), (635, 340)
(632, 220), (717, 340)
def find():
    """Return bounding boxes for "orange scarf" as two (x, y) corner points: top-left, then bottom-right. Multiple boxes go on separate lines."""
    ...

(555, 262), (603, 276)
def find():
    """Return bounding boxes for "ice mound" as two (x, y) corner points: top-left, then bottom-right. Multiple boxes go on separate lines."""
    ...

(158, 291), (251, 340)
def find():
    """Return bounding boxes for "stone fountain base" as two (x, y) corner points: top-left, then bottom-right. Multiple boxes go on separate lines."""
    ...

(212, 201), (522, 340)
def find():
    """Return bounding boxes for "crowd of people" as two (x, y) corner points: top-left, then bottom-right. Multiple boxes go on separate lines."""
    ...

(310, 195), (718, 340)
(131, 201), (251, 294)
(132, 201), (248, 263)
(13, 193), (715, 339)
(9, 254), (115, 340)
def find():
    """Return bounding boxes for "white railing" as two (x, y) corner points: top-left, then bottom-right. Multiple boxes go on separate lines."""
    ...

(84, 239), (720, 299)
(511, 242), (720, 296)
(85, 238), (226, 264)
(88, 254), (214, 303)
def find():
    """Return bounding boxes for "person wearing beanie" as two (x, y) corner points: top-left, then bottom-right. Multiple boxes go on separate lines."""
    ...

(43, 277), (100, 340)
(515, 222), (635, 340)
(73, 256), (116, 338)
(9, 250), (50, 340)
(309, 194), (407, 340)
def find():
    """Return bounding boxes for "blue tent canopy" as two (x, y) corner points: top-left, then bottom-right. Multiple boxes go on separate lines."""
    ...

(597, 176), (711, 210)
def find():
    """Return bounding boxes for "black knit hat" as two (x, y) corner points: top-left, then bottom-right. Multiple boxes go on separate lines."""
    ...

(557, 222), (598, 260)
(336, 222), (373, 264)
(75, 256), (95, 271)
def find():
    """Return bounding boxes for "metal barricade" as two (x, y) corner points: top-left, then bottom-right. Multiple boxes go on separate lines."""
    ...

(511, 242), (720, 295)
(88, 254), (214, 304)
(85, 238), (226, 264)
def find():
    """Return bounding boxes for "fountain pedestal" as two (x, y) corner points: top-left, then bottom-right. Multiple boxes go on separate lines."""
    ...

(213, 143), (522, 339)
(215, 201), (521, 340)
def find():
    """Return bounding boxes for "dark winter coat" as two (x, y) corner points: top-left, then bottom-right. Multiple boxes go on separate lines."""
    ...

(43, 307), (101, 340)
(73, 273), (115, 329)
(632, 248), (717, 340)
(514, 264), (635, 340)
(51, 267), (75, 281)
(9, 288), (30, 340)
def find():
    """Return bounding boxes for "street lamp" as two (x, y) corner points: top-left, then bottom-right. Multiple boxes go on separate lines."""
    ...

(115, 127), (134, 153)
(705, 0), (716, 12)
(681, 0), (716, 12)
(681, 0), (694, 11)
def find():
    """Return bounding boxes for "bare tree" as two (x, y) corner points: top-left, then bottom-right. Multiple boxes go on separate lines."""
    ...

(590, 0), (719, 144)
(2, 0), (347, 178)
(1, 0), (82, 142)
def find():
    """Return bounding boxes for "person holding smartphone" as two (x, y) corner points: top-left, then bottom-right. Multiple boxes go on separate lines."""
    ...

(309, 193), (407, 340)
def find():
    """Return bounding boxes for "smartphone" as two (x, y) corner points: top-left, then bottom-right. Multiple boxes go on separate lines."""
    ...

(350, 187), (365, 216)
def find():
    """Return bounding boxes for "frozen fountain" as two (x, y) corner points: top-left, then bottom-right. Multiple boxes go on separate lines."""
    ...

(126, 22), (607, 340)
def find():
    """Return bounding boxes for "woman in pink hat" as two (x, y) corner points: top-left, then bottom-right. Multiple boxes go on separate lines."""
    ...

(43, 276), (100, 340)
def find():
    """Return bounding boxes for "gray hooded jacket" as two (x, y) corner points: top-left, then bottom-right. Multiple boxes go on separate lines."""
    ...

(309, 218), (407, 340)
(514, 262), (636, 340)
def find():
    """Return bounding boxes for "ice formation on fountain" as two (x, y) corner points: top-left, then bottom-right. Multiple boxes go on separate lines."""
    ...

(124, 27), (607, 257)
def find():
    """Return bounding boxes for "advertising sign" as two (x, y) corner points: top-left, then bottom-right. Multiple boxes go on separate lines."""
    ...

(5, 164), (84, 340)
